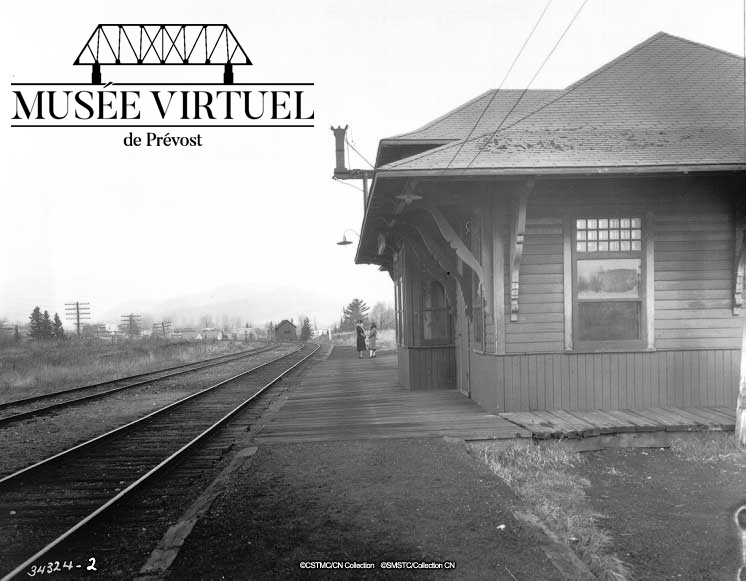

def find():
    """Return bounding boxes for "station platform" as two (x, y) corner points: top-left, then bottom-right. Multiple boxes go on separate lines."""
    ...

(254, 348), (530, 443)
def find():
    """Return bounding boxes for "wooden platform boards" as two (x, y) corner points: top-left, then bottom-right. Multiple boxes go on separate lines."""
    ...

(254, 352), (530, 443)
(500, 406), (736, 440)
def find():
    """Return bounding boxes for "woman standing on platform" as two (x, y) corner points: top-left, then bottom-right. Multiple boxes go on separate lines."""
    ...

(355, 319), (366, 359)
(368, 322), (378, 358)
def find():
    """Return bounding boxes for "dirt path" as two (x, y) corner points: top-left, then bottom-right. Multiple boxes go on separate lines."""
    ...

(576, 447), (746, 580)
(169, 437), (565, 580)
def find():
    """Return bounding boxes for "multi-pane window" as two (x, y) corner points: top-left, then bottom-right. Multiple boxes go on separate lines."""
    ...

(576, 218), (642, 253)
(574, 217), (644, 345)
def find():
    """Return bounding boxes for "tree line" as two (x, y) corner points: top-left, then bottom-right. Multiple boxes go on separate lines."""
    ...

(334, 299), (394, 332)
(28, 306), (65, 340)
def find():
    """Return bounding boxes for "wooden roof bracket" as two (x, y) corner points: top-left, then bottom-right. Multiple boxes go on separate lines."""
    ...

(422, 205), (485, 285)
(510, 181), (532, 322)
(399, 231), (458, 311)
(410, 224), (466, 314)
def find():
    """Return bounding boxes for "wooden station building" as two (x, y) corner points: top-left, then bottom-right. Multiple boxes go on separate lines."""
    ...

(275, 319), (297, 341)
(349, 33), (745, 413)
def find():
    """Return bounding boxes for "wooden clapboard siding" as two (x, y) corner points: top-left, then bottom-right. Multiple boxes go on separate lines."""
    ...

(469, 348), (740, 412)
(655, 206), (743, 349)
(504, 207), (565, 354)
(469, 352), (501, 412)
(399, 345), (456, 390)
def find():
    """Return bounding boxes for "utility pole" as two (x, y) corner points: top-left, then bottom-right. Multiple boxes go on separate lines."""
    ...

(120, 313), (142, 338)
(152, 320), (172, 338)
(64, 302), (91, 337)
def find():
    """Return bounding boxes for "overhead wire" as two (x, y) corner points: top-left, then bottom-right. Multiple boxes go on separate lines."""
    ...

(441, 0), (554, 173)
(464, 0), (590, 170)
(393, 0), (590, 172)
(345, 127), (375, 168)
(332, 176), (365, 193)
(345, 137), (375, 169)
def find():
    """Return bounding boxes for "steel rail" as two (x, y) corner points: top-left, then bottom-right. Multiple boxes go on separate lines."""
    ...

(0, 342), (273, 411)
(0, 344), (278, 426)
(0, 344), (303, 487)
(0, 343), (319, 581)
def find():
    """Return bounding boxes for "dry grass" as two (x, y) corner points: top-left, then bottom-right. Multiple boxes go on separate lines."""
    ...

(0, 339), (257, 403)
(670, 432), (746, 465)
(477, 442), (633, 581)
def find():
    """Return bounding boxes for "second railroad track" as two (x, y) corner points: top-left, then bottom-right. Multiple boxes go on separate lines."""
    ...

(0, 343), (319, 580)
(0, 343), (279, 426)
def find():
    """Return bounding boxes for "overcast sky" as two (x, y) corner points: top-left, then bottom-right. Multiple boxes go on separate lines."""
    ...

(2, 0), (744, 328)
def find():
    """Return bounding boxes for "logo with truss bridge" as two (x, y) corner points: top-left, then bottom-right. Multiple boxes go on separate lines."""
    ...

(11, 23), (314, 129)
(74, 24), (251, 84)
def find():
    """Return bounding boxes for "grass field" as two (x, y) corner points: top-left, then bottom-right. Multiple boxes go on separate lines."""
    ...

(0, 339), (261, 403)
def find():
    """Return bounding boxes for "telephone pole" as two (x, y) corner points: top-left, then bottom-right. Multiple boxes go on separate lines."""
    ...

(120, 313), (142, 338)
(152, 320), (172, 338)
(64, 302), (91, 336)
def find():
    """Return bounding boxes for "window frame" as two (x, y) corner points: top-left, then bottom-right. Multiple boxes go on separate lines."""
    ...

(421, 280), (451, 345)
(571, 214), (648, 351)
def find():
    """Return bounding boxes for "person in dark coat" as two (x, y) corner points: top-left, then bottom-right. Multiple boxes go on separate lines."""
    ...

(355, 319), (366, 358)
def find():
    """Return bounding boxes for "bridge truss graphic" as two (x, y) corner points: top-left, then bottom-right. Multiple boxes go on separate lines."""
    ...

(74, 24), (252, 83)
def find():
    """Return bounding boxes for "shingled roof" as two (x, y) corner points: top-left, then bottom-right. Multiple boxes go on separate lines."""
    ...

(384, 89), (561, 142)
(377, 32), (745, 173)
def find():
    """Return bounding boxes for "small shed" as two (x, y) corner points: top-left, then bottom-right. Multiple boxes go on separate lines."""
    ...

(275, 319), (297, 341)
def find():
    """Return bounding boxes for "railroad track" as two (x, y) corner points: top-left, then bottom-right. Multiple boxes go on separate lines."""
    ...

(0, 343), (279, 426)
(0, 343), (319, 580)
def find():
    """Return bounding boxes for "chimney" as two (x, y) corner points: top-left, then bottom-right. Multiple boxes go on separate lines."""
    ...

(331, 125), (349, 174)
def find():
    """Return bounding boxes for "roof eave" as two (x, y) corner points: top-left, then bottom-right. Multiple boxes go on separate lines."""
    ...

(354, 162), (746, 264)
(373, 163), (746, 178)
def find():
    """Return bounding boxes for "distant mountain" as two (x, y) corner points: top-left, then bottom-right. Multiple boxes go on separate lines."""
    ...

(100, 283), (347, 329)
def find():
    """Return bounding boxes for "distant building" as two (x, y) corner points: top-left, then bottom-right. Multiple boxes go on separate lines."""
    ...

(226, 328), (256, 341)
(174, 328), (201, 340)
(198, 328), (223, 341)
(275, 319), (297, 341)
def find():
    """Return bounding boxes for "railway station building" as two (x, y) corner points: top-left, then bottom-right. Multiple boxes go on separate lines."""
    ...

(275, 319), (298, 341)
(351, 32), (745, 413)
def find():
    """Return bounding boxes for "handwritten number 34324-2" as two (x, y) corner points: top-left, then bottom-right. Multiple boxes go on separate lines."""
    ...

(27, 558), (97, 576)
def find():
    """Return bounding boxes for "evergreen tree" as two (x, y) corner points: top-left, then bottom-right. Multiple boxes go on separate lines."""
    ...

(52, 313), (65, 339)
(29, 306), (43, 339)
(300, 317), (312, 341)
(41, 311), (53, 339)
(341, 299), (370, 331)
